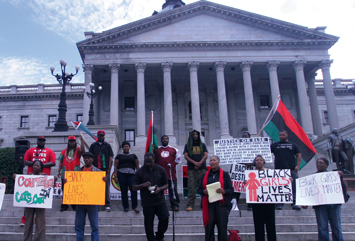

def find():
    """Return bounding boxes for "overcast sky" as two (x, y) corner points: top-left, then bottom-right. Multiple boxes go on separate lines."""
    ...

(0, 0), (354, 86)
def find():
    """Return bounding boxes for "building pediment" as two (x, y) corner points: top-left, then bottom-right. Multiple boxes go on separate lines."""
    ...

(77, 0), (338, 56)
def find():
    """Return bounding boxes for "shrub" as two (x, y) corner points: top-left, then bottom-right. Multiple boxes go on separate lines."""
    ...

(0, 147), (20, 194)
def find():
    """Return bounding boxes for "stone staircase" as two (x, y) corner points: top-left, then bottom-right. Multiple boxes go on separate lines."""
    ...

(1, 192), (355, 241)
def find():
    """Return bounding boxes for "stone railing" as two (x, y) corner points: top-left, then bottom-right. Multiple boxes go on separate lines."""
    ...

(0, 83), (85, 94)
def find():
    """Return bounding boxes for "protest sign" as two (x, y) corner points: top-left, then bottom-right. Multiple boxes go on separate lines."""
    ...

(53, 179), (62, 200)
(214, 138), (272, 165)
(245, 169), (292, 203)
(0, 183), (5, 211)
(229, 163), (254, 193)
(63, 171), (105, 205)
(13, 175), (54, 209)
(296, 171), (345, 206)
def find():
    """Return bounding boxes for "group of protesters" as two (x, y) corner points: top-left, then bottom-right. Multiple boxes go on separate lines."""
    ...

(16, 128), (347, 241)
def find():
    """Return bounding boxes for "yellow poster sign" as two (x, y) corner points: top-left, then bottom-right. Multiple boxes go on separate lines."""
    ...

(63, 171), (106, 205)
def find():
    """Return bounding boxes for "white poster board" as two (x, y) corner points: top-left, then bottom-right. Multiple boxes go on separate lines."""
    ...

(296, 171), (345, 206)
(245, 169), (293, 204)
(229, 163), (254, 193)
(0, 183), (5, 211)
(13, 175), (54, 209)
(214, 138), (272, 165)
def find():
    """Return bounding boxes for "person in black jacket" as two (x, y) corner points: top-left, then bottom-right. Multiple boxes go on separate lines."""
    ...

(198, 155), (233, 241)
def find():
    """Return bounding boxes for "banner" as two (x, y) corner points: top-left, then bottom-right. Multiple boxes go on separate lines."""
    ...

(214, 137), (272, 165)
(53, 179), (62, 200)
(229, 163), (255, 193)
(245, 169), (293, 204)
(296, 171), (345, 206)
(0, 183), (5, 211)
(13, 175), (55, 209)
(63, 171), (105, 205)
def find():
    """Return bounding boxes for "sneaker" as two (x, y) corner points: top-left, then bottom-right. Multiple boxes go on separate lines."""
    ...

(133, 208), (140, 214)
(19, 216), (25, 226)
(292, 205), (301, 210)
(124, 208), (129, 212)
(105, 206), (111, 212)
(186, 207), (193, 211)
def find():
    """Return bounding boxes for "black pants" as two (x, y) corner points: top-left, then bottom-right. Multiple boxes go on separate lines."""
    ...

(143, 202), (170, 241)
(168, 179), (180, 208)
(252, 204), (276, 241)
(205, 202), (231, 241)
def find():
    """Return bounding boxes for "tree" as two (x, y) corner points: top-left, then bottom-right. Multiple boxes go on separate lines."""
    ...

(0, 147), (19, 194)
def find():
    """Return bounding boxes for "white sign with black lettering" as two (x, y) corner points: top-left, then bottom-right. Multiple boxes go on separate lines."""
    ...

(214, 138), (272, 165)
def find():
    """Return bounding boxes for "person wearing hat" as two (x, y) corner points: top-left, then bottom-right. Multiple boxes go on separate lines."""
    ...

(20, 136), (56, 225)
(57, 135), (85, 212)
(89, 130), (114, 211)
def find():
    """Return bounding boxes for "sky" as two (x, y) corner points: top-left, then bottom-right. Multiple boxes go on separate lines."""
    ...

(0, 0), (354, 86)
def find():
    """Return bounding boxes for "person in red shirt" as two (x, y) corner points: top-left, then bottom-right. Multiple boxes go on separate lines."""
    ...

(154, 135), (181, 211)
(57, 135), (85, 211)
(19, 136), (56, 226)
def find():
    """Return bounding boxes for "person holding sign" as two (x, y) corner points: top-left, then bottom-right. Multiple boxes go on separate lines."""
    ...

(71, 152), (107, 241)
(57, 135), (85, 212)
(245, 155), (277, 241)
(270, 130), (301, 210)
(21, 160), (57, 241)
(184, 130), (208, 211)
(114, 141), (140, 213)
(198, 155), (233, 241)
(302, 157), (347, 241)
(133, 152), (169, 241)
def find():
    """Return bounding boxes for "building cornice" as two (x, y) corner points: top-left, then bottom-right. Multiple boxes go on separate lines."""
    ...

(0, 93), (84, 100)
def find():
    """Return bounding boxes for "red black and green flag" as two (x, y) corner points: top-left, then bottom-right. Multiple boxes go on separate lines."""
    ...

(263, 99), (316, 170)
(145, 111), (158, 154)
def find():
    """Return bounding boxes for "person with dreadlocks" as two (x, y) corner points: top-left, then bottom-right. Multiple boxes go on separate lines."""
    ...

(184, 130), (208, 211)
(57, 135), (85, 211)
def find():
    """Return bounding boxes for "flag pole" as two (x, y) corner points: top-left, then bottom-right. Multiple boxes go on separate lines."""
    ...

(257, 96), (281, 137)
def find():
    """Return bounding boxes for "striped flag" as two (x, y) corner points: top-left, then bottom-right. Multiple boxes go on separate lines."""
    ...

(145, 111), (158, 154)
(263, 99), (316, 170)
(70, 121), (98, 141)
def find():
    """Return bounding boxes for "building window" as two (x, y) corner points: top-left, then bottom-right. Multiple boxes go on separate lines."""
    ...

(259, 95), (270, 109)
(48, 115), (57, 127)
(125, 130), (135, 146)
(353, 111), (355, 122)
(20, 116), (29, 128)
(77, 114), (83, 123)
(323, 111), (329, 125)
(125, 97), (135, 110)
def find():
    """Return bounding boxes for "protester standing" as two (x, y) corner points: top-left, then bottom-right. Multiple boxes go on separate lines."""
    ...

(114, 141), (140, 213)
(198, 155), (233, 241)
(184, 130), (208, 211)
(133, 153), (169, 241)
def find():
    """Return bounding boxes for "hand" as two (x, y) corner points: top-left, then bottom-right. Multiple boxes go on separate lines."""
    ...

(63, 178), (67, 184)
(216, 188), (225, 194)
(144, 181), (152, 188)
(114, 177), (119, 183)
(244, 180), (247, 185)
(290, 177), (294, 183)
(338, 171), (344, 177)
(203, 189), (208, 196)
(102, 176), (107, 182)
(195, 161), (202, 168)
(294, 166), (299, 172)
(153, 186), (160, 194)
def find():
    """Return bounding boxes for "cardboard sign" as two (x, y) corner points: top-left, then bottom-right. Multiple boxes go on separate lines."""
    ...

(229, 163), (254, 193)
(245, 169), (293, 203)
(0, 183), (6, 211)
(296, 171), (345, 206)
(13, 175), (54, 209)
(63, 171), (106, 205)
(214, 138), (272, 165)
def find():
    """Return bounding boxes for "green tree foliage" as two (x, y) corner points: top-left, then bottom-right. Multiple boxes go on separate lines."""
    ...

(0, 147), (19, 194)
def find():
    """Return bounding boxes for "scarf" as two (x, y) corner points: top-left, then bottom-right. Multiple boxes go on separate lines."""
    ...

(202, 168), (225, 227)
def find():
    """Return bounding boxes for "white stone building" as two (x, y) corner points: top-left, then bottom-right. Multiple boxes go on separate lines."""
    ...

(1, 0), (354, 151)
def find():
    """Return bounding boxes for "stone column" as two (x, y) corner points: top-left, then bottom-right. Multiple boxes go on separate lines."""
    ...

(187, 61), (201, 132)
(214, 61), (232, 139)
(109, 63), (120, 127)
(307, 73), (323, 136)
(266, 60), (281, 105)
(319, 60), (339, 130)
(176, 90), (186, 145)
(206, 90), (217, 141)
(82, 64), (93, 125)
(293, 60), (313, 134)
(162, 62), (176, 144)
(135, 62), (146, 142)
(240, 61), (257, 136)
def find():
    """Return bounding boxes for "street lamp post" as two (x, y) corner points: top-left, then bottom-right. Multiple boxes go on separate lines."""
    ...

(86, 83), (102, 125)
(50, 60), (80, 132)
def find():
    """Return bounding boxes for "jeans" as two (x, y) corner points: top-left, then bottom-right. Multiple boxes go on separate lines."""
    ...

(75, 205), (99, 241)
(117, 172), (137, 209)
(143, 203), (170, 241)
(276, 170), (298, 209)
(314, 204), (343, 241)
(168, 179), (180, 208)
